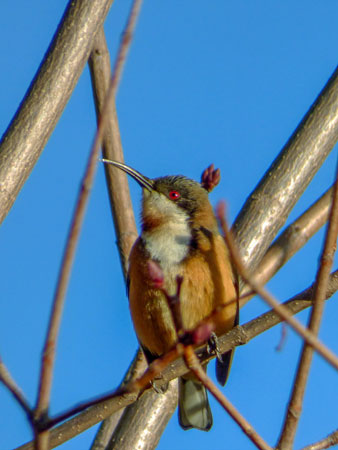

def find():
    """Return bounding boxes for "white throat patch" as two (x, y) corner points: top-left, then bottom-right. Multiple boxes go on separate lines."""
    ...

(142, 192), (191, 269)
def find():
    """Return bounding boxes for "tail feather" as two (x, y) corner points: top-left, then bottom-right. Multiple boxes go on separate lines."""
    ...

(216, 349), (234, 386)
(178, 378), (213, 431)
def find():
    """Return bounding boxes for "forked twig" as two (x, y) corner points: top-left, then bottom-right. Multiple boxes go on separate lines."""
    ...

(44, 347), (180, 430)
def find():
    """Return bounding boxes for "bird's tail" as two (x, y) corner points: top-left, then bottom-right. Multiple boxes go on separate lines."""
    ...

(178, 378), (213, 431)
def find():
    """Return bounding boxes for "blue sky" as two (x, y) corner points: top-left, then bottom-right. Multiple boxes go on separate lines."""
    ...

(1, 1), (338, 449)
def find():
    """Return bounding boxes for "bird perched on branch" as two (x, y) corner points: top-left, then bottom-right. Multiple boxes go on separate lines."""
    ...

(102, 159), (238, 431)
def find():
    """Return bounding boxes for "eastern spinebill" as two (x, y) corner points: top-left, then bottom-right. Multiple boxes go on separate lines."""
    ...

(102, 159), (238, 431)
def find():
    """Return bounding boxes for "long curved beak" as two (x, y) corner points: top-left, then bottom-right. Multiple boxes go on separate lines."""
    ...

(101, 159), (154, 191)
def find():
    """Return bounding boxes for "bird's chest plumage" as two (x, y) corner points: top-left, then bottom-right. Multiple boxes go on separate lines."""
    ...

(143, 221), (191, 292)
(128, 225), (236, 357)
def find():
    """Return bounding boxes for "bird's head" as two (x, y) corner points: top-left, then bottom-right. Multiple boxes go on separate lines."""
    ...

(101, 159), (217, 232)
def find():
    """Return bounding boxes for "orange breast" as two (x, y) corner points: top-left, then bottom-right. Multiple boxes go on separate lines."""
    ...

(128, 234), (237, 357)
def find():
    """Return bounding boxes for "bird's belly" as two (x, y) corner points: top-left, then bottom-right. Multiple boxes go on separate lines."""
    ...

(129, 265), (182, 356)
(129, 263), (216, 356)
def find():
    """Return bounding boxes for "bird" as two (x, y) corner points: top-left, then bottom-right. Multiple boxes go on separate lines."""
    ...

(102, 159), (238, 431)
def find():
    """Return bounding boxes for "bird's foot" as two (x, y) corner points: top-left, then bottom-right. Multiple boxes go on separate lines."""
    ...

(207, 332), (224, 363)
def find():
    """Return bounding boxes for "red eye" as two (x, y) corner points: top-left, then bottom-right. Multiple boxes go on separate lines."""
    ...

(169, 190), (180, 200)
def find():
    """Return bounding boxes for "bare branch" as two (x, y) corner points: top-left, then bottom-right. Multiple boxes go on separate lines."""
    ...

(0, 0), (114, 225)
(91, 348), (147, 450)
(300, 429), (338, 450)
(106, 381), (178, 450)
(277, 161), (338, 450)
(0, 358), (32, 420)
(233, 65), (338, 271)
(240, 185), (333, 304)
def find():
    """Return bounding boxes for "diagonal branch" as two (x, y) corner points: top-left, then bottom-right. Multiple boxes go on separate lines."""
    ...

(0, 0), (115, 225)
(277, 160), (338, 450)
(233, 65), (338, 272)
(300, 429), (338, 450)
(0, 357), (32, 421)
(240, 184), (333, 304)
(184, 346), (272, 450)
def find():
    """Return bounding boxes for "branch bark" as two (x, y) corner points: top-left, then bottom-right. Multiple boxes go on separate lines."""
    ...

(105, 380), (178, 450)
(88, 27), (138, 279)
(240, 184), (333, 304)
(0, 358), (32, 420)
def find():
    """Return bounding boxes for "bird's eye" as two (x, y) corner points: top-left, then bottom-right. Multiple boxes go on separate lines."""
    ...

(169, 190), (180, 200)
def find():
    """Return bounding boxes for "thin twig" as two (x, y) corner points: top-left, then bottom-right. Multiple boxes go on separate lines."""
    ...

(300, 429), (338, 450)
(240, 185), (333, 304)
(0, 358), (32, 420)
(45, 347), (180, 430)
(277, 161), (338, 450)
(184, 346), (272, 450)
(34, 0), (143, 447)
(217, 202), (338, 371)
